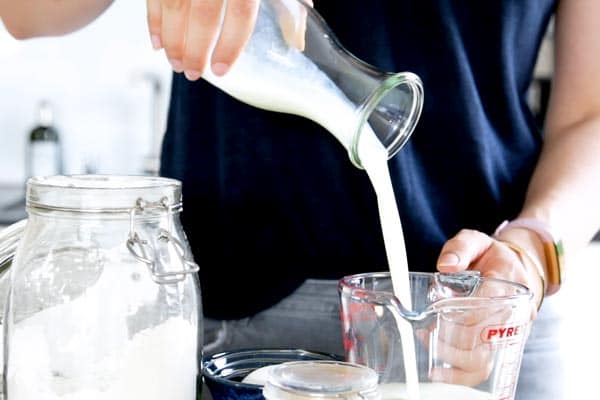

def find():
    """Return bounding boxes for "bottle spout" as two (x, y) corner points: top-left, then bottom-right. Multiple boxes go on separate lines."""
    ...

(351, 72), (424, 169)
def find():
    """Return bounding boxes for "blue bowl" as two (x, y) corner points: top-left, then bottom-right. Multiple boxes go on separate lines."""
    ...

(202, 349), (343, 400)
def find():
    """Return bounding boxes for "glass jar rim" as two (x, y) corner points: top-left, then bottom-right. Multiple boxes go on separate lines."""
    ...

(26, 175), (182, 214)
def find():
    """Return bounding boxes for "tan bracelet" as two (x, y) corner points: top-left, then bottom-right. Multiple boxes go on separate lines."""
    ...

(496, 239), (546, 311)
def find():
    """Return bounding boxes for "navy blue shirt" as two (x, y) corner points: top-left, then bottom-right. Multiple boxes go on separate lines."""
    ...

(161, 0), (557, 319)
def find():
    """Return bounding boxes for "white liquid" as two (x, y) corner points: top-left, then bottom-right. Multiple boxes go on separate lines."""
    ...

(359, 139), (420, 400)
(6, 262), (198, 399)
(204, 21), (356, 152)
(380, 383), (491, 400)
(205, 34), (420, 398)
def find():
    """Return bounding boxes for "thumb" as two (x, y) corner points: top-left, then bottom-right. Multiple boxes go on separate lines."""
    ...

(437, 229), (495, 273)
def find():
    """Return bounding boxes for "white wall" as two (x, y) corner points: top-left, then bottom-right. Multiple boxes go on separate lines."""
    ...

(0, 2), (172, 185)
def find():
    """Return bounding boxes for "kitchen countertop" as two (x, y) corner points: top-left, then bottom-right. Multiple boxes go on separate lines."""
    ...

(0, 184), (26, 226)
(555, 241), (600, 397)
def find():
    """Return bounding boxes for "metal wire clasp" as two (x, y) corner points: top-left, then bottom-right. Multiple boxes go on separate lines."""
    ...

(126, 197), (199, 284)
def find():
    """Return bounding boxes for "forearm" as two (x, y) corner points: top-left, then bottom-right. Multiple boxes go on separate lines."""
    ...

(499, 0), (600, 276)
(0, 0), (113, 39)
(519, 115), (600, 257)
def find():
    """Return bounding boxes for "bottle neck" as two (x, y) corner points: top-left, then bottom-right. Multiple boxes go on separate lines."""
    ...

(350, 72), (424, 168)
(36, 101), (54, 127)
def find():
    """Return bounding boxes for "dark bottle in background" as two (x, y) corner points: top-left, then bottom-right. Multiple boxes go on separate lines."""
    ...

(26, 100), (63, 179)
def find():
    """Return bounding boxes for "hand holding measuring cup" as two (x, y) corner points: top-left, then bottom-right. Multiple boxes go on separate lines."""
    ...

(420, 228), (542, 387)
(437, 228), (545, 313)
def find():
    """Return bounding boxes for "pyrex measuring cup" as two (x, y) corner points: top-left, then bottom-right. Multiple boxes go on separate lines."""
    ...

(339, 272), (534, 400)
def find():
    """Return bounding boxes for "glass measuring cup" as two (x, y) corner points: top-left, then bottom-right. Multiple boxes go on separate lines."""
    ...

(339, 272), (534, 400)
(203, 0), (424, 169)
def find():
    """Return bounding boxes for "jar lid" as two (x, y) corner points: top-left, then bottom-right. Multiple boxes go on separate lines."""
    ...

(26, 175), (182, 213)
(263, 361), (380, 400)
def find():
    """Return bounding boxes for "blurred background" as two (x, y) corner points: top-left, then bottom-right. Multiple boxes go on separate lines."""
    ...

(0, 2), (172, 223)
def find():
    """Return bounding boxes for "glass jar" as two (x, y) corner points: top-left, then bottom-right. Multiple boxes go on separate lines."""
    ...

(3, 175), (202, 400)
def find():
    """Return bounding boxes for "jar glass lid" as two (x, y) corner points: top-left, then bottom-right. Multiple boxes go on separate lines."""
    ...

(263, 361), (380, 400)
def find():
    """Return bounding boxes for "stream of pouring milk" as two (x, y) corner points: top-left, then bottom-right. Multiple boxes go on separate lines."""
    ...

(204, 36), (420, 399)
(359, 134), (421, 400)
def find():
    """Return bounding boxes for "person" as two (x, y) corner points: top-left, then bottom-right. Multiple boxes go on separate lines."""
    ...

(3, 1), (600, 398)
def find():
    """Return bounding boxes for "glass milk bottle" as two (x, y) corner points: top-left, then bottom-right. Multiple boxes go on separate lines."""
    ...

(203, 0), (424, 168)
(26, 100), (63, 179)
(3, 175), (202, 400)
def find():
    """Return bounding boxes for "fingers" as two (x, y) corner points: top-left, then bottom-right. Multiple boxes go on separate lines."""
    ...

(147, 0), (163, 49)
(161, 0), (189, 72)
(437, 229), (537, 294)
(417, 326), (494, 385)
(436, 342), (494, 378)
(437, 229), (495, 272)
(437, 232), (538, 320)
(474, 243), (526, 282)
(430, 364), (493, 387)
(147, 0), (258, 80)
(211, 0), (260, 76)
(183, 0), (224, 80)
(437, 229), (533, 289)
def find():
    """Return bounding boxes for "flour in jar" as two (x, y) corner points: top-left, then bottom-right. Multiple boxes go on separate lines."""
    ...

(7, 315), (197, 400)
(5, 258), (198, 400)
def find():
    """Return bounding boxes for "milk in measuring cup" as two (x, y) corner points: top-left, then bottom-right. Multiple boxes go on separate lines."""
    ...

(380, 383), (491, 400)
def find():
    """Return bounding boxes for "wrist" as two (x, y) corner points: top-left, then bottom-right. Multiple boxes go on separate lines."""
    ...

(494, 218), (564, 296)
(495, 238), (545, 310)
